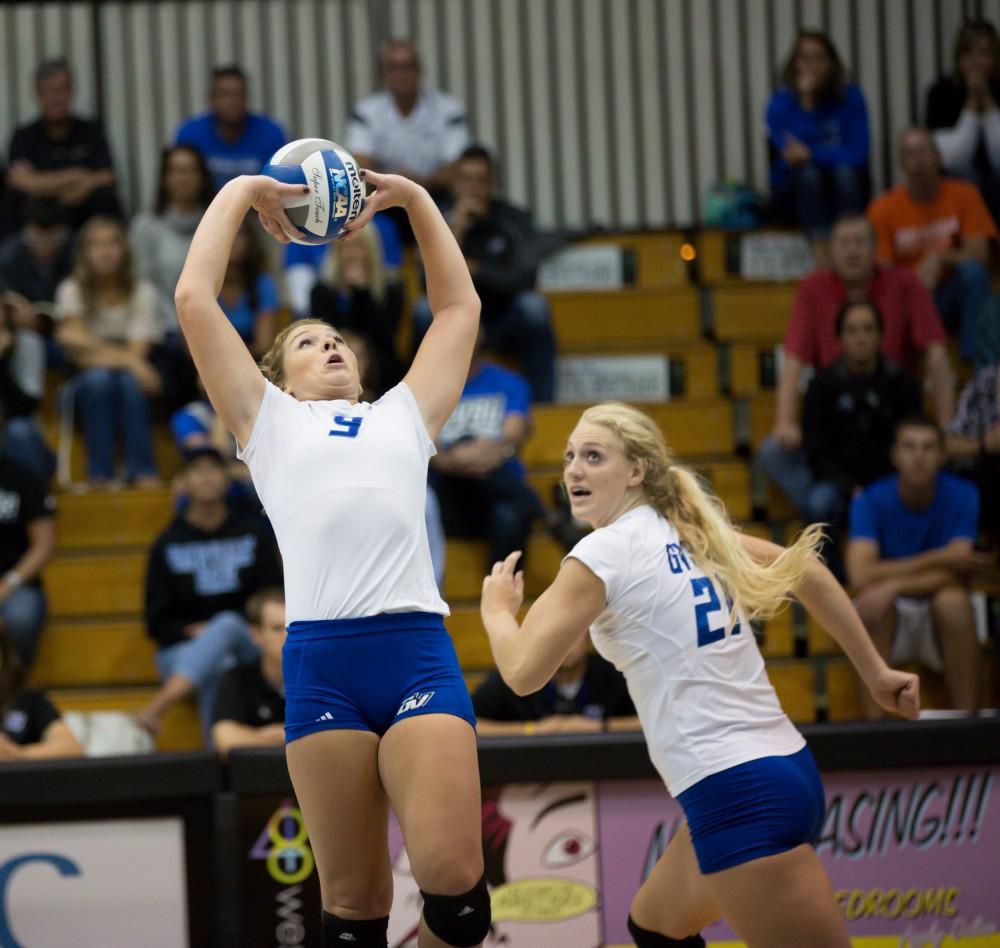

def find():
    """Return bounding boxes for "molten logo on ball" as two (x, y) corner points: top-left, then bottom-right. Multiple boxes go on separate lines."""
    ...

(264, 138), (365, 245)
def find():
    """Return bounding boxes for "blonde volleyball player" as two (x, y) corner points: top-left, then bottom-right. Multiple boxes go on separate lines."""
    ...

(175, 171), (488, 948)
(480, 403), (920, 948)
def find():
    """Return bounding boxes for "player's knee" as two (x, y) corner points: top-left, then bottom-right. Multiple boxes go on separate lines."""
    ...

(627, 914), (706, 947)
(321, 910), (389, 947)
(420, 873), (491, 947)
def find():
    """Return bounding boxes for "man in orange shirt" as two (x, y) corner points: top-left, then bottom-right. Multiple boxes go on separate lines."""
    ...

(868, 126), (996, 363)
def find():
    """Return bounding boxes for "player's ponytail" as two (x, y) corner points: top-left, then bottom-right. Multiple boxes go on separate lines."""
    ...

(580, 403), (823, 623)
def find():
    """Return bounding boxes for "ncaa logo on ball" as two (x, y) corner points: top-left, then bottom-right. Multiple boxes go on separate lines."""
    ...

(264, 138), (366, 245)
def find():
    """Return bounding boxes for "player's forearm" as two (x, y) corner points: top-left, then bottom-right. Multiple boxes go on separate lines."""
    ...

(176, 178), (256, 309)
(481, 613), (549, 696)
(797, 557), (888, 688)
(407, 189), (479, 318)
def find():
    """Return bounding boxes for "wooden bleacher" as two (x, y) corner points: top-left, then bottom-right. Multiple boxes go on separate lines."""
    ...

(30, 227), (995, 751)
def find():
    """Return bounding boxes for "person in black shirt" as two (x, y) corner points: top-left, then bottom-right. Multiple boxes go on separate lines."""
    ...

(926, 20), (1000, 225)
(0, 448), (56, 670)
(2, 59), (122, 238)
(211, 586), (286, 757)
(137, 447), (282, 741)
(473, 634), (638, 736)
(802, 299), (923, 577)
(0, 198), (74, 331)
(410, 145), (556, 402)
(0, 623), (80, 760)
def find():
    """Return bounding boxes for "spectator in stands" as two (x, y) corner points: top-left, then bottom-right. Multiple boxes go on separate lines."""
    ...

(473, 634), (638, 736)
(926, 19), (1000, 225)
(0, 296), (53, 480)
(54, 217), (162, 486)
(210, 586), (285, 757)
(1, 59), (121, 238)
(763, 214), (952, 491)
(412, 146), (556, 402)
(346, 38), (471, 194)
(309, 228), (404, 393)
(868, 127), (997, 365)
(217, 218), (278, 359)
(137, 446), (282, 740)
(0, 442), (55, 671)
(767, 31), (870, 247)
(130, 145), (215, 410)
(431, 329), (542, 570)
(0, 625), (81, 760)
(283, 212), (402, 318)
(175, 65), (286, 192)
(171, 376), (258, 517)
(848, 416), (988, 717)
(799, 300), (923, 576)
(0, 198), (74, 332)
(946, 360), (1000, 544)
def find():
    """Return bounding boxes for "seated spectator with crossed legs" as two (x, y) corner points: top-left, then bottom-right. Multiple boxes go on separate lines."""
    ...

(848, 416), (990, 718)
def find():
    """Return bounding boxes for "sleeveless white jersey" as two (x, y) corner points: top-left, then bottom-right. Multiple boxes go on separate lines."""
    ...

(567, 505), (804, 796)
(237, 381), (448, 623)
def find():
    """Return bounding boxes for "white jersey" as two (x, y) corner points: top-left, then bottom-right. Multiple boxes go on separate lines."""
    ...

(567, 505), (805, 796)
(237, 381), (448, 624)
(345, 89), (471, 180)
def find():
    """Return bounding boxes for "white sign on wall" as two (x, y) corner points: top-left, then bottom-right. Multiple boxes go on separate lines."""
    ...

(556, 355), (670, 404)
(739, 232), (815, 281)
(538, 245), (626, 291)
(0, 818), (188, 948)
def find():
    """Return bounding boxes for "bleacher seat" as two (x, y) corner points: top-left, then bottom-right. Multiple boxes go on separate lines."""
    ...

(548, 288), (701, 350)
(711, 285), (795, 343)
(523, 402), (736, 466)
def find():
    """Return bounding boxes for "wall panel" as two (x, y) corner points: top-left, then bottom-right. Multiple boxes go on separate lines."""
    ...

(0, 0), (967, 228)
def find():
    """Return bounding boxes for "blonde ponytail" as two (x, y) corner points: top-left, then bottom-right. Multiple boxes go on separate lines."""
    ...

(580, 403), (824, 623)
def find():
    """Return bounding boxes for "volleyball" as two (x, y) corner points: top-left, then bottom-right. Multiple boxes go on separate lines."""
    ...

(263, 138), (366, 245)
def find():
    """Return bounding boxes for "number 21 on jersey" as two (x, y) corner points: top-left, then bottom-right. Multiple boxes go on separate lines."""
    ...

(666, 542), (743, 648)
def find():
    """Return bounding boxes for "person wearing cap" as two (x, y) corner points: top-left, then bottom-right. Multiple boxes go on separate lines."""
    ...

(136, 446), (282, 741)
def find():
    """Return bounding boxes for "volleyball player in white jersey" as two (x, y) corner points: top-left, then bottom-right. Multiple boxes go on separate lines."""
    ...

(480, 402), (920, 948)
(175, 171), (489, 948)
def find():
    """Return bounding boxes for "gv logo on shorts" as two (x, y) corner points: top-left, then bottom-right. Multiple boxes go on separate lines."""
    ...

(397, 691), (435, 715)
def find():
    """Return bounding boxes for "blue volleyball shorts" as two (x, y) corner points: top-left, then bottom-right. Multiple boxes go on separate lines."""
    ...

(676, 746), (826, 874)
(282, 611), (477, 743)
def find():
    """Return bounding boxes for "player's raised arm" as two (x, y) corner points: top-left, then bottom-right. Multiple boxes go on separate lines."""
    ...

(174, 175), (306, 447)
(348, 170), (480, 439)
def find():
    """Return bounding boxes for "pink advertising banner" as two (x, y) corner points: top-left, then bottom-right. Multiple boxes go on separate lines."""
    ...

(598, 767), (999, 947)
(245, 765), (999, 947)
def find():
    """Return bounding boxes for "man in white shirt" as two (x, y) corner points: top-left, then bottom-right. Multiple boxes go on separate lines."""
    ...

(345, 39), (471, 194)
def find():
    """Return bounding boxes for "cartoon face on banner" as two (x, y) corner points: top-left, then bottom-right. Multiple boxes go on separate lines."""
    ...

(483, 782), (601, 947)
(388, 783), (601, 948)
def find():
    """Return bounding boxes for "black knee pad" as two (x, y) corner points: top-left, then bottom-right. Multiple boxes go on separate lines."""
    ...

(420, 874), (491, 947)
(322, 910), (389, 948)
(627, 914), (706, 947)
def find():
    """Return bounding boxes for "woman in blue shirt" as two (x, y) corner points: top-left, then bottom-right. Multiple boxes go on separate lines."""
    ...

(218, 218), (278, 358)
(767, 31), (870, 241)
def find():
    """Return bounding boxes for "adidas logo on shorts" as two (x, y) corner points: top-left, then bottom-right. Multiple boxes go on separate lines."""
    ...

(397, 691), (436, 715)
(315, 711), (334, 722)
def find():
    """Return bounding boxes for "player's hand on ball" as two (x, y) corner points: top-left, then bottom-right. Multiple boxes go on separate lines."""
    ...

(342, 170), (421, 235)
(481, 551), (525, 618)
(246, 175), (307, 244)
(870, 667), (920, 720)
